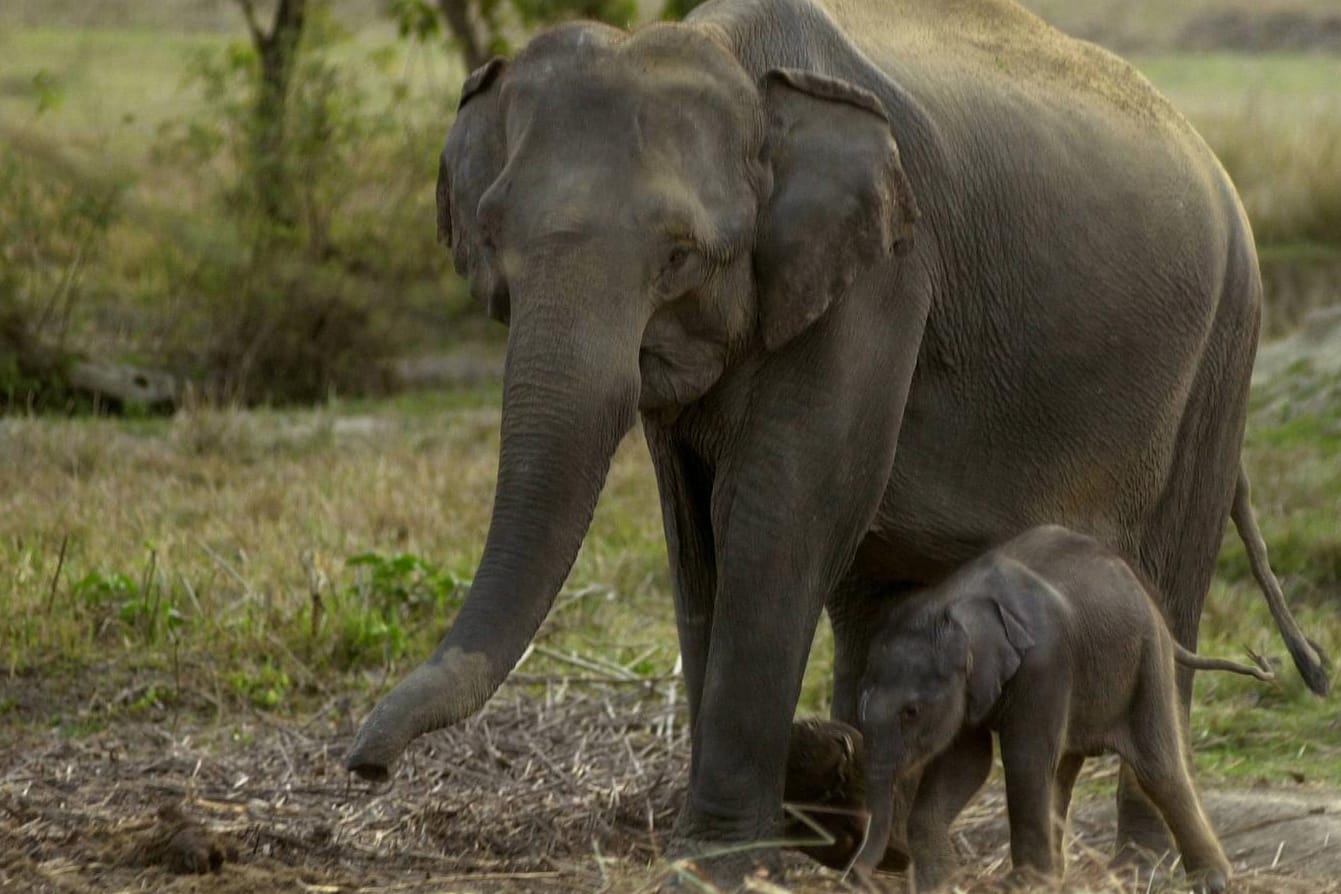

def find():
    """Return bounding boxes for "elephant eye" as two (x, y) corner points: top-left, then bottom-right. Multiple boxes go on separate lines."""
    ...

(654, 241), (706, 299)
(661, 242), (697, 276)
(900, 704), (920, 722)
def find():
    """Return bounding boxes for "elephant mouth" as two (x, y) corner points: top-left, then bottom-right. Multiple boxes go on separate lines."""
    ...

(638, 338), (729, 411)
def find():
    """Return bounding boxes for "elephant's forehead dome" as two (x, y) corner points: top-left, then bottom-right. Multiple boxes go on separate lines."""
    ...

(507, 22), (759, 120)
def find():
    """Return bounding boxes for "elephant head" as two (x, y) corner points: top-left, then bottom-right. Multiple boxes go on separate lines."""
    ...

(346, 21), (920, 779)
(854, 566), (1038, 871)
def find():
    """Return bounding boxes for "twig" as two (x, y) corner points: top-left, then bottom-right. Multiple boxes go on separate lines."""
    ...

(141, 547), (159, 640)
(510, 673), (674, 686)
(44, 534), (69, 614)
(353, 872), (559, 891)
(531, 645), (642, 681)
(198, 541), (252, 594)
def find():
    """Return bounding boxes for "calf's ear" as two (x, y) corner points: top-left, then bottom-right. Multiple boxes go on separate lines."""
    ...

(950, 562), (1043, 726)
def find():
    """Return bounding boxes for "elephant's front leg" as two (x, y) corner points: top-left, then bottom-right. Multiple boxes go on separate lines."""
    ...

(907, 728), (994, 888)
(668, 540), (833, 884)
(999, 712), (1066, 879)
(667, 471), (903, 885)
(647, 426), (719, 730)
(660, 270), (927, 890)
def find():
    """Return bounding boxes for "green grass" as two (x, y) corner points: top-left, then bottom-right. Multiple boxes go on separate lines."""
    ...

(1136, 53), (1341, 97)
(1195, 357), (1341, 786)
(0, 29), (223, 165)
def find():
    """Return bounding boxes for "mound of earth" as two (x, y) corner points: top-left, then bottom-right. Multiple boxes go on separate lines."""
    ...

(1252, 304), (1341, 430)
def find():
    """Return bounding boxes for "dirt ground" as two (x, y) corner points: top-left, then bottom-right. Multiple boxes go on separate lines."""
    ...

(3, 673), (1340, 894)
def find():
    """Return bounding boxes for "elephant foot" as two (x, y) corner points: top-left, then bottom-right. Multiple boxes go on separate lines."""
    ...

(907, 833), (958, 892)
(659, 838), (783, 892)
(1181, 854), (1231, 894)
(1186, 866), (1229, 894)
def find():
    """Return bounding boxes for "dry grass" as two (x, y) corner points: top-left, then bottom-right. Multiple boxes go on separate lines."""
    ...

(1194, 98), (1341, 251)
(1021, 0), (1341, 52)
(3, 684), (1337, 894)
(0, 390), (683, 707)
(1, 366), (1339, 891)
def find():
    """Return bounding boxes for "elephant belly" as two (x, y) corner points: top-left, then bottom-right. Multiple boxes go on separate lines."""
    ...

(854, 391), (1160, 584)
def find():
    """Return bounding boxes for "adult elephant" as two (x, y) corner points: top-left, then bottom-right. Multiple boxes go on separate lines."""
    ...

(346, 0), (1327, 885)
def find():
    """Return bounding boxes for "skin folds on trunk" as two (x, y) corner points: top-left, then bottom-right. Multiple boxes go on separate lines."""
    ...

(346, 305), (639, 780)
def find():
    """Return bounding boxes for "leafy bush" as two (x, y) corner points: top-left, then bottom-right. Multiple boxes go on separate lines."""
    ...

(0, 145), (122, 409)
(149, 11), (461, 404)
(227, 661), (291, 710)
(69, 564), (183, 644)
(333, 551), (463, 669)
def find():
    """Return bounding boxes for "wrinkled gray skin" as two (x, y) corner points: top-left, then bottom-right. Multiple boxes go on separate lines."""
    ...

(344, 0), (1329, 887)
(855, 526), (1274, 893)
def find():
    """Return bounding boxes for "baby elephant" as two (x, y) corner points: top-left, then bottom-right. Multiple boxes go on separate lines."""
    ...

(855, 525), (1272, 893)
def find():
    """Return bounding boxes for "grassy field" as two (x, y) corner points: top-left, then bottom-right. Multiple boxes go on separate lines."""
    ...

(2, 355), (1340, 891)
(2, 355), (1338, 775)
(2, 4), (1340, 891)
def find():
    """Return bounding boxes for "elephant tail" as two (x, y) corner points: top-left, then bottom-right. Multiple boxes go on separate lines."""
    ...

(1173, 642), (1274, 683)
(1230, 465), (1331, 695)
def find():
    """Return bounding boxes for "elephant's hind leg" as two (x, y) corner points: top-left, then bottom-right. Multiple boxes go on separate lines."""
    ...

(1122, 264), (1259, 866)
(1118, 655), (1231, 893)
(1124, 731), (1230, 893)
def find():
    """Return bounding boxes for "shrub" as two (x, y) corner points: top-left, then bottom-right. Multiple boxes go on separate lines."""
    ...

(150, 10), (463, 405)
(332, 551), (463, 669)
(0, 145), (122, 409)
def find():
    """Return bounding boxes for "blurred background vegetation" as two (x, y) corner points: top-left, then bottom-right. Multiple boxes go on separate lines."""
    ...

(1, 0), (1339, 411)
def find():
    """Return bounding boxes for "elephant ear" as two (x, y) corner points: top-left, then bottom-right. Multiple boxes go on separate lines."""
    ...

(755, 68), (920, 352)
(438, 56), (510, 324)
(950, 561), (1043, 727)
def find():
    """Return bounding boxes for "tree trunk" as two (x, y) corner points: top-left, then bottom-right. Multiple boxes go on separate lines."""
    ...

(437, 0), (490, 72)
(0, 319), (177, 412)
(238, 0), (309, 226)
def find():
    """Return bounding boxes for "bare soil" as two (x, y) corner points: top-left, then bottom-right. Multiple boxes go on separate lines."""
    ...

(3, 675), (1339, 894)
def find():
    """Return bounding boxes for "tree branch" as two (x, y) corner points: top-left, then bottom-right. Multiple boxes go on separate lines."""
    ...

(235, 0), (266, 49)
(437, 0), (489, 73)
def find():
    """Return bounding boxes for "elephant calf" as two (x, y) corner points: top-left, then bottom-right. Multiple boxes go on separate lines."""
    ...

(852, 525), (1272, 892)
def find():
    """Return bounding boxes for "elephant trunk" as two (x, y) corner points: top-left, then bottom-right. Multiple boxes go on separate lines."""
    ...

(854, 757), (915, 878)
(855, 759), (896, 874)
(345, 299), (640, 780)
